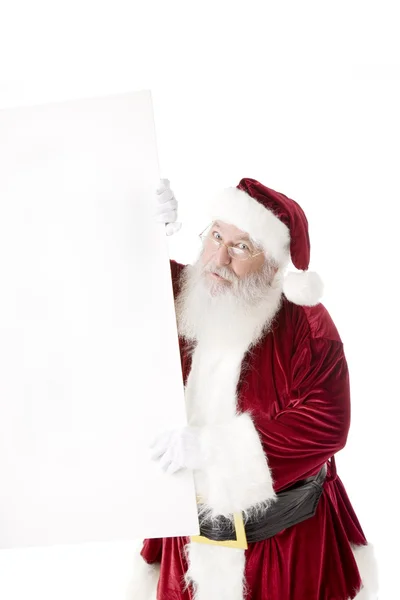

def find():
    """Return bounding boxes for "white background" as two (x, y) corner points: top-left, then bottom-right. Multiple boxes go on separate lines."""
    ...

(0, 1), (399, 598)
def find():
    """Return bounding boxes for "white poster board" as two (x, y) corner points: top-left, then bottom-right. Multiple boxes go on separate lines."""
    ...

(0, 90), (199, 548)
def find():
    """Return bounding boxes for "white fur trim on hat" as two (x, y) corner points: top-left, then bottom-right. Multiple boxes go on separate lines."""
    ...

(207, 187), (290, 266)
(283, 271), (324, 306)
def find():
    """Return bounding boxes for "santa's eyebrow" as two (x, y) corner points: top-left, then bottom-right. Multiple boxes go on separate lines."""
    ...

(212, 221), (251, 242)
(231, 231), (252, 244)
(234, 232), (251, 242)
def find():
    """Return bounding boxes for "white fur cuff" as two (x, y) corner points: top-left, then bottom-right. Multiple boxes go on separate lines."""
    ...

(198, 412), (277, 518)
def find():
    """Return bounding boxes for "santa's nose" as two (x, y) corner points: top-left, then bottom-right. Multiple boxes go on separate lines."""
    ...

(215, 244), (231, 266)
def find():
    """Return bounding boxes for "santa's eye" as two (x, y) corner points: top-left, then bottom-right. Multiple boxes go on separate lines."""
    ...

(212, 231), (223, 240)
(237, 242), (249, 251)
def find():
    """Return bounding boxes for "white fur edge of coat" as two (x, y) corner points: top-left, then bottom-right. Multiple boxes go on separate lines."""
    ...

(125, 522), (378, 600)
(351, 542), (379, 599)
(126, 550), (160, 600)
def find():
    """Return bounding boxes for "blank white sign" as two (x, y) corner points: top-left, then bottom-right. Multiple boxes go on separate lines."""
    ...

(0, 90), (199, 548)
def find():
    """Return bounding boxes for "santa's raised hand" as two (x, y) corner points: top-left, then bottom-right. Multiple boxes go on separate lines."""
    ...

(154, 178), (182, 236)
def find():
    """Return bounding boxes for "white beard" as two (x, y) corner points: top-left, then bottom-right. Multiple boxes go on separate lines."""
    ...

(175, 254), (284, 350)
(175, 254), (284, 431)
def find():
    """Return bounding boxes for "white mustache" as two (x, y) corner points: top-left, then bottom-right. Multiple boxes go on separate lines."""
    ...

(203, 263), (238, 283)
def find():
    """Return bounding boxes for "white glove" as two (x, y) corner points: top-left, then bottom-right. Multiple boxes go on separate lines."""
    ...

(150, 426), (206, 475)
(154, 178), (182, 236)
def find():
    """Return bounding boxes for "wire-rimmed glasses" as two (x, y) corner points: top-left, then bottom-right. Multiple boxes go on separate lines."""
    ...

(199, 224), (264, 261)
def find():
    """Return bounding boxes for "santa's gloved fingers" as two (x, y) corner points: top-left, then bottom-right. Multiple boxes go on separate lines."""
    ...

(150, 444), (168, 461)
(149, 431), (172, 455)
(166, 222), (182, 236)
(154, 198), (177, 215)
(156, 179), (170, 194)
(155, 210), (177, 224)
(154, 179), (180, 236)
(156, 188), (174, 204)
(165, 460), (182, 475)
(159, 448), (175, 472)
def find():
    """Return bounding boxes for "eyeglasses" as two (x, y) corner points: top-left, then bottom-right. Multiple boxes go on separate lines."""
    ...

(199, 224), (264, 261)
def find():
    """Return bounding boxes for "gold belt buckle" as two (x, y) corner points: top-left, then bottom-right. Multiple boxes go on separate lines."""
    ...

(190, 496), (248, 550)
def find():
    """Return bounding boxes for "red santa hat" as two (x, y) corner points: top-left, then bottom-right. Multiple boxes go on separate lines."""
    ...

(207, 177), (324, 306)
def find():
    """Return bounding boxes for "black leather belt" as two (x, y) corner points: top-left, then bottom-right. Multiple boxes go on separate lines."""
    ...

(194, 464), (327, 547)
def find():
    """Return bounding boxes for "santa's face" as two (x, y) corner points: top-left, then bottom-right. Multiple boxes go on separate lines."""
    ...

(200, 221), (270, 295)
(175, 222), (282, 343)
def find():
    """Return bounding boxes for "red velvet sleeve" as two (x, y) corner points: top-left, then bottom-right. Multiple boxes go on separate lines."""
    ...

(257, 334), (351, 493)
(169, 259), (186, 300)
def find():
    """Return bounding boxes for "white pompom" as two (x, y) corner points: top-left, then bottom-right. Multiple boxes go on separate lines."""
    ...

(283, 271), (324, 306)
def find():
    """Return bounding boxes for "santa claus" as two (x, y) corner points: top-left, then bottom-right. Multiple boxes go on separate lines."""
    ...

(128, 178), (379, 600)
